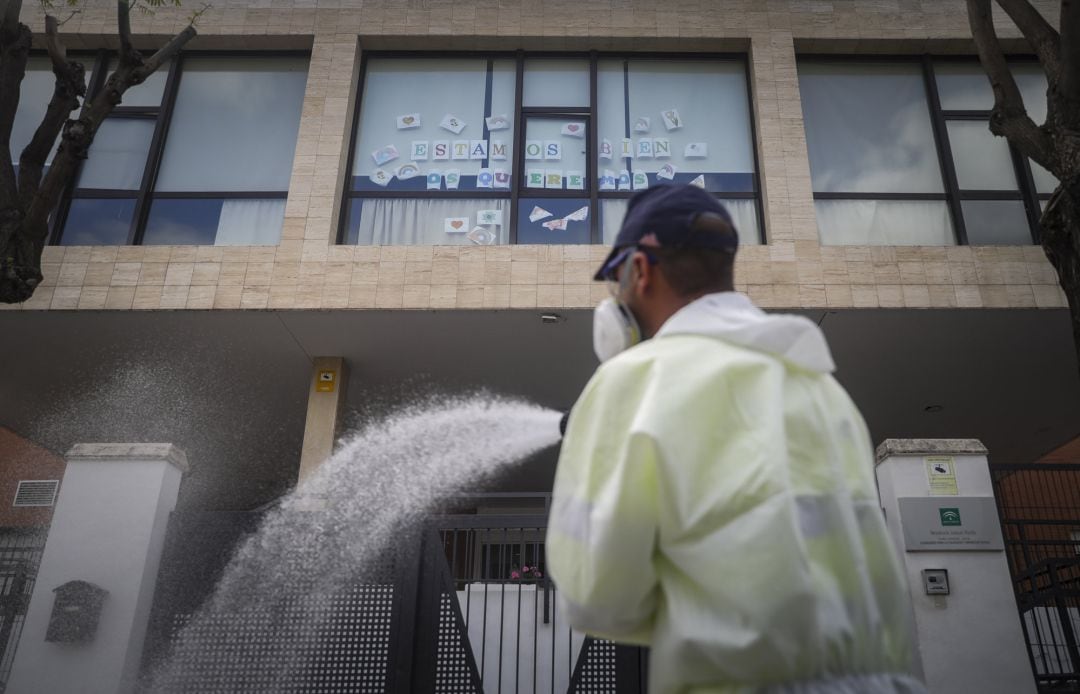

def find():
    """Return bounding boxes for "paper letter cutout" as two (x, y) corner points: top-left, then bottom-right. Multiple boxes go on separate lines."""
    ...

(566, 171), (584, 190)
(452, 141), (470, 160)
(617, 169), (631, 191)
(396, 163), (420, 180)
(440, 113), (467, 134)
(545, 141), (562, 161)
(620, 138), (633, 159)
(490, 140), (508, 160)
(527, 169), (545, 188)
(529, 206), (553, 223)
(653, 138), (671, 159)
(445, 217), (469, 233)
(525, 141), (543, 160)
(397, 113), (421, 129)
(485, 114), (510, 131)
(561, 122), (585, 138)
(476, 168), (494, 188)
(444, 169), (461, 189)
(599, 138), (613, 161)
(411, 141), (429, 161)
(470, 140), (488, 160)
(685, 142), (708, 158)
(637, 138), (653, 159)
(493, 169), (511, 188)
(599, 169), (617, 191)
(632, 171), (649, 190)
(426, 171), (442, 190)
(370, 168), (392, 186)
(477, 209), (503, 226)
(433, 141), (450, 161)
(661, 109), (682, 131)
(372, 144), (399, 166)
(545, 170), (563, 189)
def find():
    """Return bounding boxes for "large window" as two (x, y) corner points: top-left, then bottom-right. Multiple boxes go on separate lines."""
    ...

(49, 53), (308, 246)
(798, 57), (1054, 246)
(341, 53), (762, 246)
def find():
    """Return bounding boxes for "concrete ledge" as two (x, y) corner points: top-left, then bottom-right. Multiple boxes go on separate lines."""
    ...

(65, 443), (189, 473)
(875, 438), (988, 464)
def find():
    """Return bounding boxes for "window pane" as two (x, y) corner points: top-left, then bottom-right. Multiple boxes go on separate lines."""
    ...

(815, 200), (954, 245)
(1031, 159), (1058, 194)
(60, 198), (134, 245)
(76, 118), (154, 190)
(155, 57), (308, 192)
(107, 59), (169, 107)
(602, 198), (759, 245)
(517, 198), (590, 244)
(946, 120), (1018, 190)
(522, 118), (587, 191)
(143, 198), (285, 245)
(598, 59), (755, 193)
(352, 58), (514, 191)
(523, 58), (588, 107)
(347, 198), (509, 245)
(935, 61), (1048, 121)
(799, 62), (944, 193)
(962, 200), (1032, 245)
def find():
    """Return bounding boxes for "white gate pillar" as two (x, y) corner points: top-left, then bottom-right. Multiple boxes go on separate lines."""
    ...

(7, 443), (187, 694)
(875, 438), (1034, 694)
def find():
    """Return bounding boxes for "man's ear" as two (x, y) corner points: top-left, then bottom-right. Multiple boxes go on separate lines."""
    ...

(631, 251), (655, 294)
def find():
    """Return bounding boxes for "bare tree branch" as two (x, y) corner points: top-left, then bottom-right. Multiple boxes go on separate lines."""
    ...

(0, 19), (30, 205)
(117, 0), (135, 63)
(996, 0), (1061, 80)
(140, 22), (195, 75)
(17, 16), (84, 209)
(1062, 0), (1080, 115)
(0, 0), (22, 44)
(42, 14), (65, 69)
(967, 0), (1055, 169)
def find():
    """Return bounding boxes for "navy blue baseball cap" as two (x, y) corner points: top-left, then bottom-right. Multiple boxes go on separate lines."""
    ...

(594, 184), (739, 281)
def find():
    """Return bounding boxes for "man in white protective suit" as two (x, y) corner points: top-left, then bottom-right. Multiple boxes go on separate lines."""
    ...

(546, 184), (925, 694)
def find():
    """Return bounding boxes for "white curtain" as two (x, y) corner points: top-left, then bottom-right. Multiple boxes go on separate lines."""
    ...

(355, 198), (510, 245)
(602, 198), (760, 246)
(215, 199), (286, 245)
(815, 200), (954, 246)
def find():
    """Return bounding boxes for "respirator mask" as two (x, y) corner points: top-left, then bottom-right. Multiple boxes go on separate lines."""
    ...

(592, 248), (645, 363)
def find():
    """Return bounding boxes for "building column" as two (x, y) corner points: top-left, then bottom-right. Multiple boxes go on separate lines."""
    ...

(875, 439), (1035, 694)
(7, 443), (187, 694)
(298, 356), (349, 482)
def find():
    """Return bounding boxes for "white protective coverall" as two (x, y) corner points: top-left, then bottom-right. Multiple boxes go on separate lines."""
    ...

(546, 292), (924, 694)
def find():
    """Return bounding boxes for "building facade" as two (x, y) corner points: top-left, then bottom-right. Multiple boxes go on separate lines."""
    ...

(1, 0), (1078, 691)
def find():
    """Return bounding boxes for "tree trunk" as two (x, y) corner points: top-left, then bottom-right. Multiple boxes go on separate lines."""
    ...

(1040, 181), (1080, 377)
(0, 217), (43, 302)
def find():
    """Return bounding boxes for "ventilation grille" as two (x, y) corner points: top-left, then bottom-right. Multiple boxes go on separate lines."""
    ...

(13, 480), (59, 507)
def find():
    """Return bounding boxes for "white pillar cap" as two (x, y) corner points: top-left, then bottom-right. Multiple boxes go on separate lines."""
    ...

(875, 438), (988, 465)
(65, 443), (189, 473)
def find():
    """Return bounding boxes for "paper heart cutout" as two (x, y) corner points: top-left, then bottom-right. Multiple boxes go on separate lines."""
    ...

(567, 124), (580, 132)
(403, 116), (414, 124)
(451, 220), (464, 229)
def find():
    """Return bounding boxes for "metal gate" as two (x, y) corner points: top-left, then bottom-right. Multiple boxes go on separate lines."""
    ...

(993, 463), (1080, 693)
(140, 510), (646, 693)
(0, 529), (46, 694)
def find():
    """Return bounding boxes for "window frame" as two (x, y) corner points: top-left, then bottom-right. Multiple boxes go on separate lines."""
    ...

(339, 50), (765, 246)
(49, 49), (311, 246)
(799, 53), (1050, 246)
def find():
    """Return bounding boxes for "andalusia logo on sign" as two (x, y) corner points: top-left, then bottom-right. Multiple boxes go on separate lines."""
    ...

(939, 508), (962, 526)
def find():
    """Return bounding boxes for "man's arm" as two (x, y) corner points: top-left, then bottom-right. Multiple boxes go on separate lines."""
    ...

(545, 363), (661, 645)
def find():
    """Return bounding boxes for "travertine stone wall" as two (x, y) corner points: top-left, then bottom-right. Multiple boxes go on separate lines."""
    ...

(8, 0), (1065, 312)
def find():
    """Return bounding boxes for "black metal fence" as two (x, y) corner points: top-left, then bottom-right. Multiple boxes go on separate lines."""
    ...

(0, 528), (47, 693)
(140, 504), (646, 693)
(993, 464), (1080, 692)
